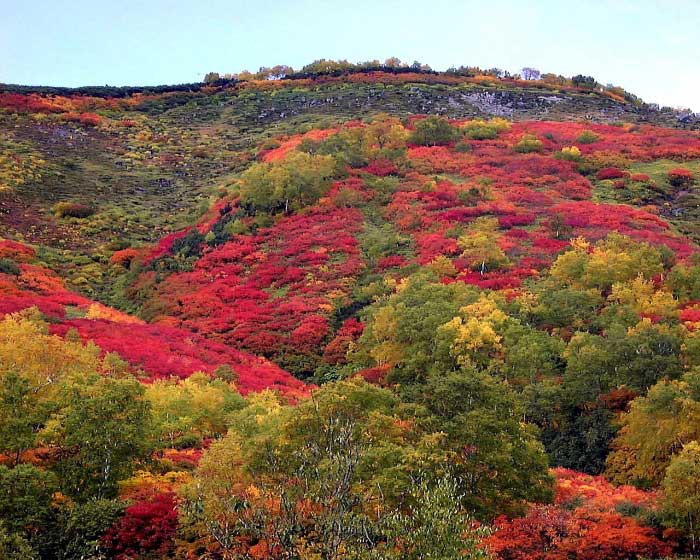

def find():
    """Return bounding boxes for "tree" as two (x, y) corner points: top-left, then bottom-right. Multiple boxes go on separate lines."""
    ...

(186, 379), (461, 558)
(409, 116), (461, 147)
(0, 371), (47, 465)
(572, 74), (597, 89)
(606, 371), (700, 486)
(663, 441), (700, 553)
(239, 151), (337, 213)
(203, 71), (221, 84)
(521, 67), (541, 80)
(414, 369), (554, 517)
(145, 373), (245, 448)
(458, 217), (511, 274)
(41, 499), (124, 560)
(0, 465), (57, 547)
(51, 374), (151, 500)
(365, 475), (492, 560)
(0, 523), (38, 560)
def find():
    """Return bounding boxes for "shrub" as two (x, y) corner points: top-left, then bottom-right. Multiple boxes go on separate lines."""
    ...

(558, 146), (583, 161)
(514, 134), (544, 153)
(52, 202), (94, 218)
(463, 118), (511, 140)
(668, 168), (695, 187)
(596, 167), (628, 181)
(0, 259), (20, 275)
(110, 248), (140, 268)
(630, 173), (651, 182)
(576, 130), (600, 144)
(409, 116), (461, 146)
(102, 493), (178, 560)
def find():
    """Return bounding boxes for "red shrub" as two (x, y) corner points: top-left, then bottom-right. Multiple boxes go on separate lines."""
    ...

(630, 173), (651, 182)
(668, 167), (695, 187)
(102, 493), (179, 560)
(597, 167), (629, 180)
(486, 469), (670, 560)
(363, 159), (400, 176)
(110, 248), (140, 267)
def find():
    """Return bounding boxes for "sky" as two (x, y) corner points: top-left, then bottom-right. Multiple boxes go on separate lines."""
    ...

(2, 0), (699, 110)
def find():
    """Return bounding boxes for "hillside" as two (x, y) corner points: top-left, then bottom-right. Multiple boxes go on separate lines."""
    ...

(3, 69), (700, 559)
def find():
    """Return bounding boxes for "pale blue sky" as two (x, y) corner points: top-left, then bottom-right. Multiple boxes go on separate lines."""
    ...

(2, 0), (699, 110)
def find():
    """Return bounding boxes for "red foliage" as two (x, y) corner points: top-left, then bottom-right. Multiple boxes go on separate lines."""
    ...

(110, 248), (141, 267)
(362, 159), (400, 176)
(0, 241), (307, 396)
(0, 240), (36, 262)
(62, 112), (102, 126)
(49, 319), (307, 395)
(260, 128), (338, 162)
(377, 255), (408, 270)
(323, 318), (364, 364)
(356, 364), (392, 385)
(668, 167), (695, 187)
(597, 167), (629, 180)
(630, 173), (651, 182)
(486, 468), (671, 560)
(102, 493), (179, 560)
(139, 204), (365, 366)
(487, 506), (671, 560)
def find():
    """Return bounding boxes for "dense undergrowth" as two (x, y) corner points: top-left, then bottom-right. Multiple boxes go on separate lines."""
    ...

(2, 73), (700, 558)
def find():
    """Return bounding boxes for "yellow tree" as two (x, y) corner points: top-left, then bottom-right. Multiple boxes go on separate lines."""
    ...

(458, 217), (510, 274)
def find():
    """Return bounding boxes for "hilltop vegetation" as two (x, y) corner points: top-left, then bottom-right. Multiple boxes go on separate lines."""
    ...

(2, 65), (700, 558)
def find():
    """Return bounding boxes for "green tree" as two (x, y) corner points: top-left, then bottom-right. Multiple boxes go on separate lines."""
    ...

(240, 151), (337, 213)
(663, 441), (700, 554)
(358, 475), (492, 560)
(51, 374), (151, 500)
(409, 116), (461, 146)
(0, 465), (57, 545)
(458, 217), (511, 274)
(414, 369), (553, 517)
(0, 522), (38, 560)
(44, 499), (124, 560)
(0, 371), (50, 465)
(187, 380), (452, 558)
(607, 371), (700, 486)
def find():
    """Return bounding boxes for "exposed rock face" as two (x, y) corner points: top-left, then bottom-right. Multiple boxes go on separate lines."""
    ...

(222, 83), (699, 129)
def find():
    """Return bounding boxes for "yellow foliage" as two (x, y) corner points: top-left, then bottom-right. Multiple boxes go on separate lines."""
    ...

(427, 255), (458, 277)
(460, 293), (508, 324)
(0, 310), (101, 398)
(441, 294), (509, 370)
(609, 275), (678, 317)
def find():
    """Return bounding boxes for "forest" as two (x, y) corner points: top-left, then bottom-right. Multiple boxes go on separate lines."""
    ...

(2, 65), (700, 559)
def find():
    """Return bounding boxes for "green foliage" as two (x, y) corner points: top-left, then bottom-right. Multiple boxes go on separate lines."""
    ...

(663, 442), (700, 552)
(146, 372), (245, 448)
(52, 201), (94, 219)
(463, 118), (511, 140)
(412, 369), (554, 517)
(360, 221), (414, 266)
(514, 134), (544, 153)
(240, 151), (337, 212)
(187, 379), (458, 557)
(409, 116), (461, 146)
(576, 130), (600, 144)
(0, 371), (50, 465)
(0, 258), (20, 275)
(52, 373), (151, 500)
(0, 523), (38, 560)
(0, 464), (58, 537)
(43, 499), (124, 560)
(359, 475), (492, 560)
